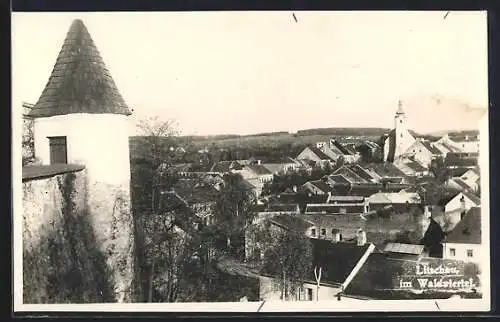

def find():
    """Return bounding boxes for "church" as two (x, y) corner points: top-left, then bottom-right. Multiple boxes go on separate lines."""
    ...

(383, 101), (416, 163)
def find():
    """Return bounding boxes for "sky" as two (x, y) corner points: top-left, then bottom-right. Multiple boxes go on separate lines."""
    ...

(12, 11), (488, 136)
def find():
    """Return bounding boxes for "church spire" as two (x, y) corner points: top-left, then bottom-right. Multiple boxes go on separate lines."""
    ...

(28, 19), (132, 118)
(396, 100), (405, 115)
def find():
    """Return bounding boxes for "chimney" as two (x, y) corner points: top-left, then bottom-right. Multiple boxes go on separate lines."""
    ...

(356, 229), (367, 246)
(332, 229), (342, 243)
(424, 205), (431, 218)
(257, 160), (262, 165)
(460, 195), (466, 220)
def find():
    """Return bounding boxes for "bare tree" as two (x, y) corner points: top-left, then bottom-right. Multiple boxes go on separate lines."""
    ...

(258, 225), (313, 300)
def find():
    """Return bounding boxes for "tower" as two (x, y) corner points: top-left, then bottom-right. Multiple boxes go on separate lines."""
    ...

(383, 100), (416, 162)
(27, 19), (134, 302)
(394, 100), (407, 157)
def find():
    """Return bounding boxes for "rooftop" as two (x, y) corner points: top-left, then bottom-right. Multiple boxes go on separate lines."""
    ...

(22, 164), (85, 181)
(28, 19), (132, 118)
(269, 214), (314, 232)
(445, 207), (481, 244)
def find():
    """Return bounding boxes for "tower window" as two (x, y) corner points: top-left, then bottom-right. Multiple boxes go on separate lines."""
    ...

(400, 119), (403, 123)
(48, 136), (67, 164)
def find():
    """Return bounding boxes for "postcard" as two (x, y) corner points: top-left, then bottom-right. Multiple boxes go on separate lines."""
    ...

(12, 11), (490, 312)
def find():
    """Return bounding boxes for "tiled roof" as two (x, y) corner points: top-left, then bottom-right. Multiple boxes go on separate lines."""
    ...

(266, 203), (300, 213)
(328, 174), (352, 185)
(330, 140), (354, 155)
(328, 196), (366, 203)
(450, 177), (474, 191)
(363, 162), (407, 179)
(305, 204), (365, 214)
(405, 160), (427, 172)
(333, 167), (368, 183)
(383, 242), (425, 255)
(445, 207), (481, 244)
(349, 165), (377, 182)
(172, 179), (220, 204)
(28, 19), (132, 118)
(307, 146), (334, 161)
(246, 164), (273, 176)
(262, 163), (286, 174)
(420, 140), (442, 155)
(308, 180), (335, 193)
(463, 190), (481, 205)
(310, 239), (372, 285)
(269, 214), (314, 232)
(368, 192), (421, 204)
(210, 161), (243, 173)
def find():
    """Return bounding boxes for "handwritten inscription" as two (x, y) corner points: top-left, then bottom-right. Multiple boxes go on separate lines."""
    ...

(396, 261), (479, 292)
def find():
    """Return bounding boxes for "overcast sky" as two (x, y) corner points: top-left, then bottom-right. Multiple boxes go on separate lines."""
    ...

(12, 11), (488, 136)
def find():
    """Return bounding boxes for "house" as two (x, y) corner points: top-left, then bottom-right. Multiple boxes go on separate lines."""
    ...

(356, 141), (381, 161)
(210, 160), (244, 174)
(394, 158), (430, 177)
(459, 167), (480, 192)
(259, 237), (376, 301)
(296, 146), (335, 167)
(168, 179), (221, 226)
(444, 152), (479, 169)
(244, 164), (274, 183)
(300, 179), (335, 196)
(368, 191), (421, 212)
(445, 177), (478, 194)
(442, 207), (481, 264)
(401, 138), (442, 167)
(344, 253), (481, 299)
(439, 191), (480, 214)
(437, 130), (480, 154)
(382, 242), (427, 259)
(305, 196), (369, 217)
(325, 139), (361, 163)
(383, 101), (417, 162)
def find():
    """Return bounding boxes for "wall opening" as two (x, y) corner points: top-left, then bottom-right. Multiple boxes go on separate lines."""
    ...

(49, 136), (68, 164)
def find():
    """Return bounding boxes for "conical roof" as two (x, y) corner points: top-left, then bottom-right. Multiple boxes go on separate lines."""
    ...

(28, 19), (132, 118)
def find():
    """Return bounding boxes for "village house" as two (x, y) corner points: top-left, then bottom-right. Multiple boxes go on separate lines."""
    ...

(401, 138), (442, 167)
(394, 157), (430, 177)
(437, 130), (480, 154)
(209, 160), (244, 174)
(382, 242), (427, 259)
(459, 167), (480, 188)
(305, 195), (369, 217)
(296, 146), (335, 167)
(383, 101), (417, 163)
(368, 191), (421, 212)
(444, 152), (479, 169)
(314, 139), (360, 164)
(259, 236), (376, 301)
(300, 179), (335, 196)
(442, 207), (481, 264)
(439, 190), (481, 214)
(445, 176), (479, 194)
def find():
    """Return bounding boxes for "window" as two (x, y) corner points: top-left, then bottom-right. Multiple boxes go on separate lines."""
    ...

(467, 249), (473, 257)
(400, 119), (403, 123)
(311, 228), (316, 237)
(306, 288), (313, 301)
(339, 208), (347, 214)
(48, 136), (67, 164)
(450, 248), (456, 256)
(400, 133), (403, 138)
(321, 228), (326, 236)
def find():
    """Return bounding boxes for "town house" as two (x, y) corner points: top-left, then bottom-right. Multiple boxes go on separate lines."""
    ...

(442, 207), (481, 264)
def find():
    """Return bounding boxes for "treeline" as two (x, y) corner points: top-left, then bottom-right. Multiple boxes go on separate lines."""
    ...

(296, 127), (390, 137)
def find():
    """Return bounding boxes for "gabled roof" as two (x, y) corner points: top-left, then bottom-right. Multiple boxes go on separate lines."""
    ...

(328, 174), (352, 185)
(330, 139), (354, 155)
(210, 161), (243, 173)
(420, 140), (442, 155)
(269, 214), (314, 232)
(306, 180), (335, 193)
(383, 242), (425, 255)
(333, 167), (368, 183)
(266, 203), (300, 213)
(369, 192), (421, 204)
(310, 239), (372, 285)
(405, 160), (427, 172)
(349, 165), (377, 182)
(304, 146), (334, 161)
(450, 177), (474, 191)
(172, 179), (220, 204)
(445, 207), (481, 244)
(462, 190), (481, 205)
(246, 164), (273, 176)
(28, 19), (132, 118)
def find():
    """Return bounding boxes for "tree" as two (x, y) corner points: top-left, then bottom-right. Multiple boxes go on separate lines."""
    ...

(131, 116), (188, 302)
(208, 173), (258, 259)
(261, 227), (313, 300)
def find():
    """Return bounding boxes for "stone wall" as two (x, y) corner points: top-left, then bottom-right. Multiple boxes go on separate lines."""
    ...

(22, 167), (135, 303)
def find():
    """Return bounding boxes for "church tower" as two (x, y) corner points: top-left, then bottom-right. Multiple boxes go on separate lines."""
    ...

(383, 100), (416, 162)
(27, 19), (134, 302)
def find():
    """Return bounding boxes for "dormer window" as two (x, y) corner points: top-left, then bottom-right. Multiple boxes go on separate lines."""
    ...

(48, 136), (67, 164)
